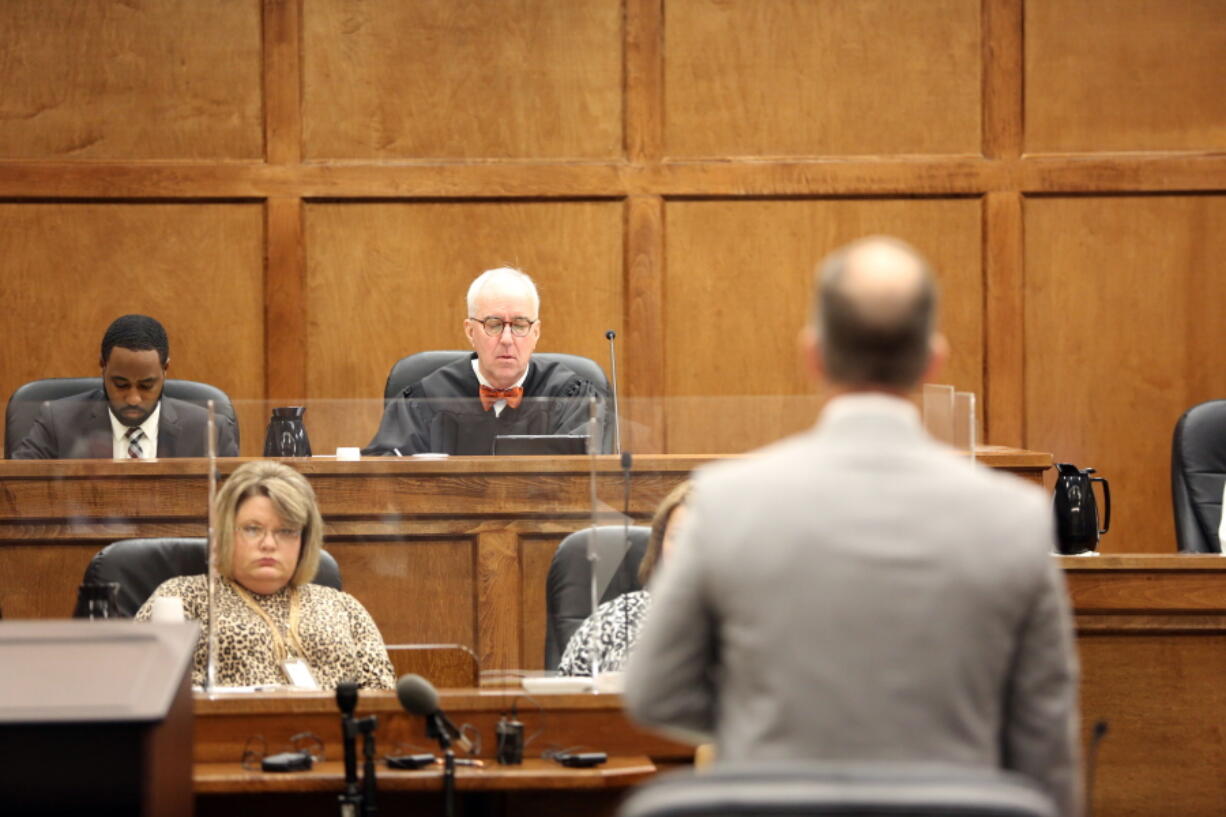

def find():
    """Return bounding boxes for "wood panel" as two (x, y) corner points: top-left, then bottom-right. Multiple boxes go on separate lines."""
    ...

(327, 539), (475, 648)
(663, 198), (983, 453)
(0, 0), (262, 160)
(302, 201), (624, 452)
(663, 0), (982, 157)
(1024, 195), (1226, 553)
(0, 203), (267, 456)
(1025, 0), (1226, 154)
(301, 0), (623, 159)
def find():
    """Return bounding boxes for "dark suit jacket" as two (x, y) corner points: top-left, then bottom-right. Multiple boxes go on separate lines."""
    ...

(11, 389), (239, 459)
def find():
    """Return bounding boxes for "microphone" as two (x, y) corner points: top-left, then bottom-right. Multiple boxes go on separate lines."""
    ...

(336, 681), (361, 814)
(395, 674), (473, 754)
(605, 330), (622, 455)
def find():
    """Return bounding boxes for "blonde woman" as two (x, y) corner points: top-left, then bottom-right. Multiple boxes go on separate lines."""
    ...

(137, 460), (394, 689)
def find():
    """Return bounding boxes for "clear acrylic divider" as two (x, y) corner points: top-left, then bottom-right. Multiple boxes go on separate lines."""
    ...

(922, 383), (956, 446)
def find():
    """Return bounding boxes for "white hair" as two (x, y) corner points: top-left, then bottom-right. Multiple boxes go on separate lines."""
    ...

(466, 267), (540, 317)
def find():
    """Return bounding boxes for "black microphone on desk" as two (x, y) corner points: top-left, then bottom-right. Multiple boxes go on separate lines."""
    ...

(396, 673), (473, 754)
(605, 330), (622, 455)
(336, 681), (362, 817)
(398, 674), (466, 817)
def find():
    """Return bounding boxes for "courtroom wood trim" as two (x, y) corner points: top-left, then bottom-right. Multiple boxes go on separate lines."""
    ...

(624, 195), (666, 451)
(2, 154), (1221, 200)
(981, 0), (1023, 160)
(477, 529), (523, 669)
(263, 0), (303, 166)
(264, 197), (308, 401)
(625, 0), (663, 164)
(983, 191), (1025, 446)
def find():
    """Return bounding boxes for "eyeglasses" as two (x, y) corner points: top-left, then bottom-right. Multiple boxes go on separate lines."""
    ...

(468, 316), (538, 337)
(238, 523), (302, 546)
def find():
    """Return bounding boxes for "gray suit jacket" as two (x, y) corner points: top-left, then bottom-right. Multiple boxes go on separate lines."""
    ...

(11, 389), (239, 459)
(624, 395), (1081, 817)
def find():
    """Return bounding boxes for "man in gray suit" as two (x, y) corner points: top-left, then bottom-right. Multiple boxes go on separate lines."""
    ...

(12, 314), (237, 459)
(624, 236), (1081, 815)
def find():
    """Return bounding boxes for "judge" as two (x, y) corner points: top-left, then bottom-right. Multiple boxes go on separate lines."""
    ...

(364, 267), (605, 456)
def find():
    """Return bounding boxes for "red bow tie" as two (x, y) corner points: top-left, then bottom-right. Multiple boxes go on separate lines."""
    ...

(479, 385), (524, 411)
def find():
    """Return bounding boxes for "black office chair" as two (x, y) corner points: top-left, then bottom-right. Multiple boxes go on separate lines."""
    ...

(544, 525), (650, 670)
(382, 350), (610, 403)
(5, 377), (240, 458)
(617, 762), (1057, 817)
(71, 537), (343, 618)
(1171, 399), (1226, 553)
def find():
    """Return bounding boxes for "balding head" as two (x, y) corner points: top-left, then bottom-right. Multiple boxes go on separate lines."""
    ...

(812, 236), (938, 391)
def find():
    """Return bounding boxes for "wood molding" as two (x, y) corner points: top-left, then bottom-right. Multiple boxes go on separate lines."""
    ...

(982, 0), (1023, 160)
(625, 0), (663, 164)
(983, 191), (1025, 447)
(264, 197), (307, 401)
(263, 0), (303, 166)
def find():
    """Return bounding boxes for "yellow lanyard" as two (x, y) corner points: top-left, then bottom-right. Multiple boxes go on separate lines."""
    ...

(231, 580), (308, 666)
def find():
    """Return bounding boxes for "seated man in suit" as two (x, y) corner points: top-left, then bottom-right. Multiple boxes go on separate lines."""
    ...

(625, 237), (1081, 816)
(12, 314), (238, 459)
(364, 267), (605, 456)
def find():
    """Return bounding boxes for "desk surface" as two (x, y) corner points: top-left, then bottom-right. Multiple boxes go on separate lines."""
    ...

(195, 756), (656, 794)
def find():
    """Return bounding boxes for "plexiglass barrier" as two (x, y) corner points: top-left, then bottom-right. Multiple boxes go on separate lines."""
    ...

(1, 390), (995, 690)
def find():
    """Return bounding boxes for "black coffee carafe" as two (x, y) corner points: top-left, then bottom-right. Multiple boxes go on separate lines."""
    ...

(1052, 463), (1111, 554)
(264, 406), (312, 457)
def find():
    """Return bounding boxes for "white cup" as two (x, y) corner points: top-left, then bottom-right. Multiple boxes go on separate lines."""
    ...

(336, 447), (361, 461)
(149, 596), (185, 623)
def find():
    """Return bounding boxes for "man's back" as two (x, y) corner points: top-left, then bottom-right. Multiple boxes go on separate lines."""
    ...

(625, 397), (1080, 815)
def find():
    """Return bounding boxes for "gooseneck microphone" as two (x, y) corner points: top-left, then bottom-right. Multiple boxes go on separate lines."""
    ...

(605, 330), (622, 454)
(397, 674), (465, 817)
(1086, 719), (1110, 817)
(395, 674), (473, 754)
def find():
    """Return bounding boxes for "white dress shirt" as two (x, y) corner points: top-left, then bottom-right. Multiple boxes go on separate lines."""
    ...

(108, 402), (161, 459)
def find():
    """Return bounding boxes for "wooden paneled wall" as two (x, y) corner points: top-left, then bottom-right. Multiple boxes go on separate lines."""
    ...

(0, 0), (1223, 552)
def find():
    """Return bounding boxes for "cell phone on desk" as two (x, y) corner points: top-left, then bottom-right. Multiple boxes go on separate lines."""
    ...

(554, 751), (607, 768)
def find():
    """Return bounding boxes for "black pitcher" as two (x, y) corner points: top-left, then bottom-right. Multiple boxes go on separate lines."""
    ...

(264, 406), (312, 457)
(1052, 463), (1111, 554)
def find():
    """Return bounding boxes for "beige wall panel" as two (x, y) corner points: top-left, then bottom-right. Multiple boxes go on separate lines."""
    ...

(663, 0), (981, 158)
(303, 0), (623, 159)
(329, 539), (475, 648)
(665, 199), (982, 454)
(1024, 195), (1226, 553)
(1026, 0), (1226, 153)
(304, 201), (624, 452)
(0, 0), (262, 160)
(0, 203), (266, 455)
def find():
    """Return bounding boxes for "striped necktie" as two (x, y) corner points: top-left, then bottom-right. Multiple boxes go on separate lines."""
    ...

(126, 427), (145, 459)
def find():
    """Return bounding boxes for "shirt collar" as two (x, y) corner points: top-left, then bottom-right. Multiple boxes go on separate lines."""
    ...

(818, 391), (921, 430)
(470, 358), (529, 390)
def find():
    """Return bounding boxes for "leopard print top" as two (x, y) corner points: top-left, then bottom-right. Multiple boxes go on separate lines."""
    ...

(135, 574), (395, 690)
(557, 590), (651, 677)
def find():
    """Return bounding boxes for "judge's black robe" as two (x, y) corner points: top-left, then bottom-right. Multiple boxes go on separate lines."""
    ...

(363, 355), (606, 456)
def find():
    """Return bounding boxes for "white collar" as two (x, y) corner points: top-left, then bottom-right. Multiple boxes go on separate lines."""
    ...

(819, 391), (921, 429)
(471, 358), (529, 390)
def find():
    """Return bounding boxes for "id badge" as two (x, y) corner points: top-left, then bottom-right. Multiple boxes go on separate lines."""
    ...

(282, 657), (319, 689)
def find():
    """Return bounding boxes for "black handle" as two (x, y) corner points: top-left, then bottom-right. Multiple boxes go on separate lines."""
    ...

(1091, 475), (1111, 535)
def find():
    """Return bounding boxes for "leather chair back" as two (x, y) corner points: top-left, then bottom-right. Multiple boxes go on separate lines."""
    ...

(617, 762), (1057, 817)
(1172, 399), (1226, 552)
(382, 351), (609, 402)
(72, 537), (343, 618)
(6, 377), (239, 458)
(544, 525), (650, 670)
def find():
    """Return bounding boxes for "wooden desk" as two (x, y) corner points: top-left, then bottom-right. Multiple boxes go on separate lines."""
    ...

(0, 449), (1048, 670)
(1060, 554), (1226, 817)
(194, 757), (656, 794)
(194, 689), (676, 817)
